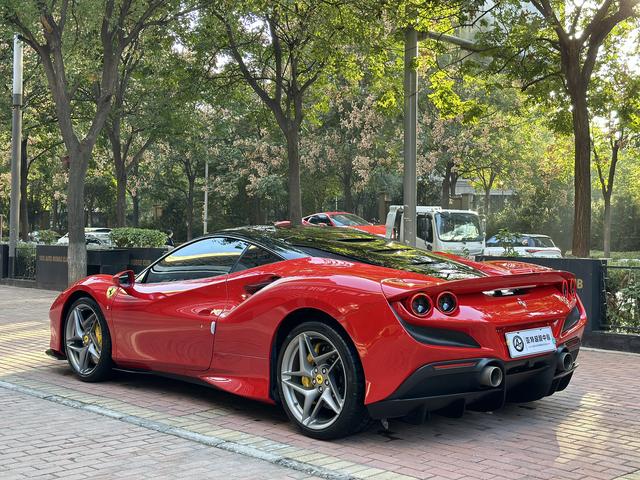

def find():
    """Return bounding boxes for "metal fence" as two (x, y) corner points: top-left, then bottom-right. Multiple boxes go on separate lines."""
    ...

(602, 265), (640, 334)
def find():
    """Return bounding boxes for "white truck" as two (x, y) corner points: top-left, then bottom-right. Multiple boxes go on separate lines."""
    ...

(385, 206), (485, 257)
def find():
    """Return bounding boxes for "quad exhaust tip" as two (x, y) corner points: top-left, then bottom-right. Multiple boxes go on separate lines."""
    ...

(559, 351), (573, 371)
(479, 365), (503, 388)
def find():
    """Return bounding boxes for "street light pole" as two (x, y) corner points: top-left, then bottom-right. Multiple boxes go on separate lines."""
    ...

(9, 34), (23, 277)
(402, 27), (418, 247)
(203, 158), (209, 234)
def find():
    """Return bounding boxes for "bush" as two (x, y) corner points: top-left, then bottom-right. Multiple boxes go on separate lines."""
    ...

(110, 228), (167, 248)
(37, 230), (59, 245)
(605, 263), (640, 334)
(16, 243), (36, 279)
(493, 228), (521, 257)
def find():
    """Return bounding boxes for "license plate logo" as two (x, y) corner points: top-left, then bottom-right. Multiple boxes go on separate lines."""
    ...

(505, 326), (556, 358)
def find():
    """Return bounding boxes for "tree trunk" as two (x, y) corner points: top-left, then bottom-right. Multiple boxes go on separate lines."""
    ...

(186, 181), (194, 240)
(285, 125), (303, 224)
(569, 87), (591, 257)
(450, 172), (459, 201)
(441, 163), (452, 209)
(484, 188), (491, 218)
(114, 147), (127, 227)
(131, 162), (140, 227)
(342, 163), (354, 212)
(20, 138), (29, 241)
(67, 148), (89, 285)
(107, 123), (128, 227)
(115, 167), (127, 226)
(51, 197), (58, 230)
(603, 194), (612, 257)
(132, 195), (140, 227)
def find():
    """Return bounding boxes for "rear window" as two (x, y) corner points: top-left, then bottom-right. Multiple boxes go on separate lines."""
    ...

(530, 237), (555, 248)
(295, 243), (483, 280)
(330, 214), (370, 226)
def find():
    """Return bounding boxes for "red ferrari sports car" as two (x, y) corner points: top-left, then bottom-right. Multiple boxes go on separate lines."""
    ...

(302, 212), (386, 236)
(276, 212), (386, 236)
(47, 227), (586, 439)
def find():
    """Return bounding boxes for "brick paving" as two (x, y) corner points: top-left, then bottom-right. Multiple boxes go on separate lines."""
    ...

(0, 389), (317, 480)
(1, 285), (640, 480)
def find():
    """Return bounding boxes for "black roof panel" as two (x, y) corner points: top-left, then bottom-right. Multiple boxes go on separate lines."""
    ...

(223, 226), (483, 281)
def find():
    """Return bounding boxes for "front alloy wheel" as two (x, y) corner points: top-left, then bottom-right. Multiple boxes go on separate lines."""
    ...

(277, 322), (370, 439)
(64, 298), (112, 382)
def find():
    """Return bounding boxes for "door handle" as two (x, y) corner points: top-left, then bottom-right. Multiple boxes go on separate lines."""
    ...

(244, 275), (280, 295)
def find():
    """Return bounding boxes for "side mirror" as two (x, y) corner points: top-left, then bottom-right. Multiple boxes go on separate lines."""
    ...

(113, 270), (135, 289)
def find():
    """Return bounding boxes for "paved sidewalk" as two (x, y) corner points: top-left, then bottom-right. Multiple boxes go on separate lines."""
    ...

(0, 389), (317, 480)
(1, 285), (640, 480)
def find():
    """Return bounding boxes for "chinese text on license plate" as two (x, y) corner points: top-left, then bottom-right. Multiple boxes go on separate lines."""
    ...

(505, 326), (556, 358)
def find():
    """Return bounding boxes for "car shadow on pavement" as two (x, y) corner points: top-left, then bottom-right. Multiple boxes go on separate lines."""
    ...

(102, 369), (587, 446)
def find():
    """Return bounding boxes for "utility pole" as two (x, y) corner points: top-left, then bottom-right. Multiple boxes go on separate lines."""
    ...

(9, 34), (23, 277)
(399, 29), (480, 248)
(402, 27), (418, 247)
(203, 158), (209, 234)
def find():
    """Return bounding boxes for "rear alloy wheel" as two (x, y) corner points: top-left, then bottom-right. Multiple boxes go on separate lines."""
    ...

(277, 322), (370, 439)
(64, 298), (112, 382)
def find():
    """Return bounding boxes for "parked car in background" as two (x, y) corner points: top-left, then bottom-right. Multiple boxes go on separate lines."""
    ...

(386, 206), (485, 257)
(483, 234), (562, 258)
(303, 212), (386, 236)
(56, 228), (113, 247)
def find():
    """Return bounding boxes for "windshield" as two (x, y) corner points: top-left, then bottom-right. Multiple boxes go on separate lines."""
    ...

(435, 212), (482, 243)
(330, 213), (371, 227)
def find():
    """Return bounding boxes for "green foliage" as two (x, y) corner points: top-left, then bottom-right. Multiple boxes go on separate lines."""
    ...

(15, 243), (36, 279)
(110, 228), (167, 248)
(494, 228), (520, 257)
(37, 230), (59, 245)
(605, 264), (640, 333)
(2, 0), (640, 257)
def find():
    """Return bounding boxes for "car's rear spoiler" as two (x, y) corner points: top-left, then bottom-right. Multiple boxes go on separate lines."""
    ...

(381, 271), (574, 301)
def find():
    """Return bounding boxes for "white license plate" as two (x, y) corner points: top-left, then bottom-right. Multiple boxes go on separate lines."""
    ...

(505, 326), (556, 358)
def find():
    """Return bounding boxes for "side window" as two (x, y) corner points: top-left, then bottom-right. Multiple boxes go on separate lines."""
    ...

(317, 214), (332, 226)
(145, 237), (248, 283)
(392, 210), (403, 239)
(233, 245), (282, 272)
(307, 215), (320, 225)
(486, 236), (499, 247)
(417, 214), (433, 243)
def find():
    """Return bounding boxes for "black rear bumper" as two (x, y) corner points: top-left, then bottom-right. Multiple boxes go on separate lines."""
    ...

(367, 341), (580, 420)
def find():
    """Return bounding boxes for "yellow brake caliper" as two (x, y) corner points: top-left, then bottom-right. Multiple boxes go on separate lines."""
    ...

(301, 343), (321, 388)
(94, 323), (102, 349)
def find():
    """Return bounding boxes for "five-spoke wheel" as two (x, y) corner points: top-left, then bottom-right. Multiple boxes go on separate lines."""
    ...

(64, 298), (112, 382)
(277, 322), (370, 439)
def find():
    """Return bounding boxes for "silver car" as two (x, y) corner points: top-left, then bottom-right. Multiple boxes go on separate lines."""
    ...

(483, 234), (562, 258)
(56, 228), (113, 247)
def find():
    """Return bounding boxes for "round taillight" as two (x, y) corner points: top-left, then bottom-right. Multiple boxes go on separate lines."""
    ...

(409, 293), (432, 317)
(561, 281), (568, 298)
(437, 292), (458, 314)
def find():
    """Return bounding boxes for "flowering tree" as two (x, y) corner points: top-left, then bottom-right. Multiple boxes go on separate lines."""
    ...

(303, 85), (401, 212)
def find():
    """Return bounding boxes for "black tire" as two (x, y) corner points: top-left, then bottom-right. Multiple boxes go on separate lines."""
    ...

(63, 297), (113, 382)
(277, 321), (371, 440)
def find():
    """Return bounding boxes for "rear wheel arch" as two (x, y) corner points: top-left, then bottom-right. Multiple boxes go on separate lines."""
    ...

(269, 308), (363, 403)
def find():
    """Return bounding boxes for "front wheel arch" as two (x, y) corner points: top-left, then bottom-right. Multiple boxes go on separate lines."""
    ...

(61, 291), (98, 330)
(269, 308), (363, 403)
